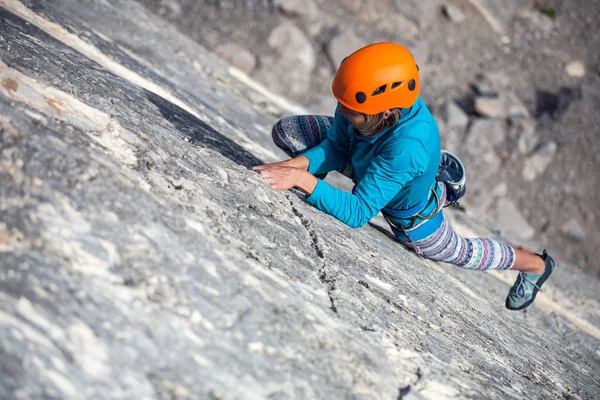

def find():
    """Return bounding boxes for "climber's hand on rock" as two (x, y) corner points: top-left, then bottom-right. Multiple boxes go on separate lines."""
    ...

(257, 166), (317, 195)
(257, 166), (302, 190)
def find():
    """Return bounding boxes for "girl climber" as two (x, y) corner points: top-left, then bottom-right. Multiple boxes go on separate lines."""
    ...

(252, 42), (554, 311)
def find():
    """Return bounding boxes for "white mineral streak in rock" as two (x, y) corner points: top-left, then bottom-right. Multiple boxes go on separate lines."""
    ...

(16, 297), (64, 340)
(5, 0), (286, 163)
(34, 199), (123, 283)
(0, 63), (137, 166)
(66, 321), (111, 378)
(192, 354), (211, 366)
(185, 218), (207, 234)
(2, 0), (205, 123)
(228, 124), (280, 162)
(183, 327), (206, 347)
(419, 381), (460, 399)
(227, 66), (307, 115)
(364, 274), (394, 292)
(190, 311), (216, 331)
(44, 370), (78, 398)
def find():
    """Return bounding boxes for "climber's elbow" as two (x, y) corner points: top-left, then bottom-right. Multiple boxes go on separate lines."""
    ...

(346, 213), (371, 229)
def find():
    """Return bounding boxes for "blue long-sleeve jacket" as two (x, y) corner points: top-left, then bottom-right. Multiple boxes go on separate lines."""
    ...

(302, 97), (441, 228)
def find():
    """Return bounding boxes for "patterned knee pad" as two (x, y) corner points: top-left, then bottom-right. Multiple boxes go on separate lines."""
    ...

(271, 115), (333, 158)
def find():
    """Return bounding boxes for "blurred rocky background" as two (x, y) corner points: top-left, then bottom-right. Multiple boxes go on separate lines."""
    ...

(139, 0), (600, 277)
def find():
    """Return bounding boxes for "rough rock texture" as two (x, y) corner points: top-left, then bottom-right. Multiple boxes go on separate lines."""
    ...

(1, 1), (599, 400)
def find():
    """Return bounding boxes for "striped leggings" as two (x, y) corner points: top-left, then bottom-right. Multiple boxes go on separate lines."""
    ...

(272, 115), (516, 271)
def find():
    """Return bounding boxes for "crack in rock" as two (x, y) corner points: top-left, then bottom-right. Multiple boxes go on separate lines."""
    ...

(318, 264), (338, 315)
(286, 194), (337, 314)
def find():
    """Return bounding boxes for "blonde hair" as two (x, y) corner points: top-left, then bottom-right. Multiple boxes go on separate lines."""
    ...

(360, 108), (402, 137)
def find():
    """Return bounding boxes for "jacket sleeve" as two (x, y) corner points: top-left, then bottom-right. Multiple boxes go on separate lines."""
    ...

(301, 105), (352, 175)
(305, 134), (429, 228)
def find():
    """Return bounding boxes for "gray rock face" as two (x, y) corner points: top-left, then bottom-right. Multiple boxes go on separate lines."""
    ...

(0, 2), (599, 400)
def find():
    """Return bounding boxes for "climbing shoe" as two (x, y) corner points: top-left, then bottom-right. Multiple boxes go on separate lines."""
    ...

(505, 250), (555, 311)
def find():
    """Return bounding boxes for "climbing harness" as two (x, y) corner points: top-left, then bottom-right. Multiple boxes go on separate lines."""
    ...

(382, 186), (441, 258)
(382, 150), (467, 258)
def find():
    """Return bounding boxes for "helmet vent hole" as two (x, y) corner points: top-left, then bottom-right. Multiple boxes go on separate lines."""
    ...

(408, 79), (416, 91)
(355, 91), (367, 104)
(391, 81), (403, 90)
(371, 84), (387, 96)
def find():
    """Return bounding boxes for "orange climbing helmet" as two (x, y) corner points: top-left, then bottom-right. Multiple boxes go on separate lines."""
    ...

(332, 42), (420, 114)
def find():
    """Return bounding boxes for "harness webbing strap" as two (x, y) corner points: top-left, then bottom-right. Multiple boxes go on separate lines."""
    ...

(382, 186), (435, 219)
(381, 186), (442, 258)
